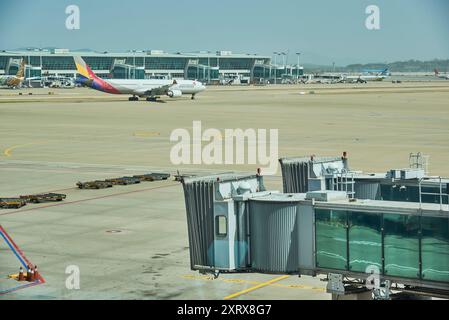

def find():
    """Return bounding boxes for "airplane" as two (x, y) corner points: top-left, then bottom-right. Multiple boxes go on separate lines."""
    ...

(434, 69), (449, 80)
(342, 68), (390, 83)
(0, 60), (25, 88)
(74, 56), (206, 101)
(362, 68), (391, 76)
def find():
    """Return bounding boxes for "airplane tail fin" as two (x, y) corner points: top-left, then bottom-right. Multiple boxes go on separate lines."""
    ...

(434, 69), (439, 76)
(16, 60), (26, 78)
(74, 56), (96, 79)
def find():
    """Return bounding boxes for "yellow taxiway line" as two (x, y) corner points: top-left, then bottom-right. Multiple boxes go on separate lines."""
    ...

(133, 131), (160, 138)
(223, 275), (290, 300)
(3, 142), (45, 157)
(181, 274), (325, 298)
(3, 143), (34, 157)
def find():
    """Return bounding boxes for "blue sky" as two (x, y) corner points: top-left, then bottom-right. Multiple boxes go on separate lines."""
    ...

(0, 0), (448, 65)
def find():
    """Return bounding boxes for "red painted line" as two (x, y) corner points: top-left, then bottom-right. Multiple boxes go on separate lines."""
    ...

(43, 187), (77, 193)
(0, 225), (45, 296)
(0, 183), (179, 216)
(0, 280), (42, 296)
(0, 225), (33, 268)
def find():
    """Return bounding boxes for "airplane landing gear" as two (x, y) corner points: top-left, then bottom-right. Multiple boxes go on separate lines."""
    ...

(146, 96), (157, 102)
(191, 94), (196, 100)
(128, 96), (139, 101)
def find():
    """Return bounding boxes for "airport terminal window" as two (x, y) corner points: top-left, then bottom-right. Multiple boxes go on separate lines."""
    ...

(218, 58), (253, 70)
(253, 65), (272, 79)
(383, 213), (420, 279)
(145, 58), (187, 70)
(216, 216), (227, 237)
(348, 211), (382, 273)
(315, 209), (348, 271)
(84, 57), (114, 70)
(421, 216), (449, 282)
(208, 58), (219, 68)
(186, 65), (208, 81)
(29, 56), (41, 66)
(42, 56), (75, 70)
(0, 56), (9, 69)
(125, 57), (144, 66)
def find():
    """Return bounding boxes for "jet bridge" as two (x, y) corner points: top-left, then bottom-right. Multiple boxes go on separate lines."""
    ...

(181, 172), (449, 299)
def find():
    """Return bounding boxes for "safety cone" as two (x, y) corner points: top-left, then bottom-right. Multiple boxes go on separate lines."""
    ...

(26, 265), (32, 281)
(18, 266), (24, 281)
(34, 265), (39, 281)
(26, 265), (33, 282)
(30, 267), (35, 282)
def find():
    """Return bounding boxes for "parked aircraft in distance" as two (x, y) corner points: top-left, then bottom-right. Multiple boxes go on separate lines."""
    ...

(434, 69), (449, 80)
(343, 68), (390, 83)
(0, 60), (25, 88)
(74, 56), (206, 101)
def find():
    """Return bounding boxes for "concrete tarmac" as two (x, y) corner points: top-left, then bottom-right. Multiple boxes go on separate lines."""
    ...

(1, 82), (448, 299)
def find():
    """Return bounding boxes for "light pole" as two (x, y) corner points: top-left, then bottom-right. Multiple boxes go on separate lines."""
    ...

(296, 52), (301, 83)
(273, 52), (278, 85)
(281, 52), (287, 82)
(39, 48), (43, 70)
(207, 52), (210, 84)
(133, 50), (136, 79)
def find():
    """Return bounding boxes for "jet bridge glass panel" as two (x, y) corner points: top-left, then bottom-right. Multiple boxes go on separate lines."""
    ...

(421, 216), (449, 282)
(315, 209), (348, 270)
(348, 211), (382, 273)
(383, 213), (420, 279)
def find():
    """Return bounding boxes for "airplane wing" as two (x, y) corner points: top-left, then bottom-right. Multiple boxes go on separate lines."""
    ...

(141, 84), (172, 96)
(135, 80), (178, 97)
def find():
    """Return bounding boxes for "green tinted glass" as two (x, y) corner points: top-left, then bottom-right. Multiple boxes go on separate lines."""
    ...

(315, 209), (347, 270)
(384, 213), (420, 279)
(348, 211), (382, 273)
(421, 216), (449, 282)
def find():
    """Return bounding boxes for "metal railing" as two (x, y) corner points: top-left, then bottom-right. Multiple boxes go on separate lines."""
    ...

(333, 171), (355, 199)
(410, 152), (429, 175)
(418, 177), (448, 211)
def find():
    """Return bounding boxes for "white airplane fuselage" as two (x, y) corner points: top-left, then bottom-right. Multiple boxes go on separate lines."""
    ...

(106, 79), (206, 96)
(344, 75), (386, 82)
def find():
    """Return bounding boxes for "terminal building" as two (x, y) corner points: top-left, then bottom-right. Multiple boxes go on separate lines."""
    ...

(0, 48), (304, 84)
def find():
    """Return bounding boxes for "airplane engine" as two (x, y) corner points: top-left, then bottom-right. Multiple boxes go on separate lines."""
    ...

(167, 89), (182, 98)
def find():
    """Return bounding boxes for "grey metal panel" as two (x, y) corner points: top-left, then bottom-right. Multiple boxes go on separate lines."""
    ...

(182, 173), (265, 271)
(182, 180), (215, 269)
(279, 156), (343, 193)
(235, 201), (250, 268)
(279, 158), (309, 193)
(298, 203), (315, 274)
(354, 181), (381, 200)
(249, 199), (299, 273)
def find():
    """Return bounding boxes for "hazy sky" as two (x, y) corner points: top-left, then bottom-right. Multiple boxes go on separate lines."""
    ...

(0, 0), (448, 65)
